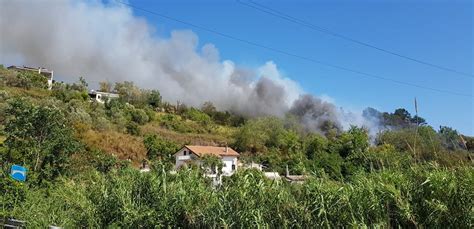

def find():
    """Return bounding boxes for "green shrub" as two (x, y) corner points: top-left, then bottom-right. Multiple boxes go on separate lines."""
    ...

(182, 108), (212, 125)
(309, 151), (344, 179)
(3, 70), (48, 89)
(52, 82), (88, 102)
(90, 150), (118, 173)
(376, 126), (462, 164)
(159, 114), (194, 133)
(130, 108), (149, 125)
(126, 121), (140, 136)
(233, 117), (288, 153)
(143, 134), (179, 161)
(0, 169), (27, 218)
(3, 98), (80, 184)
(147, 90), (162, 108)
(329, 126), (369, 158)
(347, 144), (412, 172)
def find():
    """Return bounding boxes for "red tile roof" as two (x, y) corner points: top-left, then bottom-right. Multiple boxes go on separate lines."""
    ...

(185, 145), (239, 157)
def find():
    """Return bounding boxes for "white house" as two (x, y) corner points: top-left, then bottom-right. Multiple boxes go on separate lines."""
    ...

(88, 90), (119, 103)
(7, 65), (54, 89)
(174, 145), (239, 176)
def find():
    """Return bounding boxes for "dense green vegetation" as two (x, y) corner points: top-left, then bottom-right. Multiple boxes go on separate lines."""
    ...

(3, 165), (473, 228)
(1, 66), (473, 227)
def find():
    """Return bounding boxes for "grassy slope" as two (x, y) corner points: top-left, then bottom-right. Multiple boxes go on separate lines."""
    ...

(1, 83), (237, 167)
(141, 121), (235, 145)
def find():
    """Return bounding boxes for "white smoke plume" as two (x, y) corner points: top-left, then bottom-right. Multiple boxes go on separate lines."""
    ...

(0, 0), (380, 134)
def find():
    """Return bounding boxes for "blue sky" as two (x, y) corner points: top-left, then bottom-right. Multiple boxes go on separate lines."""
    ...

(125, 0), (473, 134)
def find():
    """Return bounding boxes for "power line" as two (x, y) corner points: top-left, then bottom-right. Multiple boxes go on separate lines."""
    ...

(237, 0), (474, 79)
(114, 1), (472, 98)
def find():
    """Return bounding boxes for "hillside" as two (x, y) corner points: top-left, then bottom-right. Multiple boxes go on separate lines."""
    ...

(1, 66), (473, 227)
(0, 66), (241, 165)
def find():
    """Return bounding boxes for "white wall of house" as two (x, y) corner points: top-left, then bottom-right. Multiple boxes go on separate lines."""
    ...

(93, 94), (104, 103)
(174, 148), (238, 175)
(38, 69), (53, 90)
(47, 79), (53, 90)
(90, 92), (119, 103)
(174, 147), (198, 169)
(221, 156), (238, 175)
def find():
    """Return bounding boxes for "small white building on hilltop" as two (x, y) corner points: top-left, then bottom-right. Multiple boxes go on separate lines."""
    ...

(88, 90), (119, 103)
(7, 65), (54, 89)
(175, 145), (239, 176)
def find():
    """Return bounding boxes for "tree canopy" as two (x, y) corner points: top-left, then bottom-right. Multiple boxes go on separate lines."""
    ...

(3, 98), (80, 183)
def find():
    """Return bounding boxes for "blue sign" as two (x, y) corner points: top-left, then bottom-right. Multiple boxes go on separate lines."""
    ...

(10, 165), (27, 182)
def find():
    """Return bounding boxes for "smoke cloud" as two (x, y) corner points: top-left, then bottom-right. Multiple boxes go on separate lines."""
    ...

(289, 95), (342, 133)
(0, 0), (381, 134)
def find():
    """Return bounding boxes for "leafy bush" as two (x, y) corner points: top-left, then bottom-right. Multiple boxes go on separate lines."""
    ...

(0, 169), (27, 218)
(159, 114), (195, 133)
(89, 150), (118, 173)
(305, 134), (329, 160)
(52, 82), (88, 102)
(201, 101), (246, 126)
(130, 108), (149, 125)
(309, 151), (344, 179)
(3, 98), (80, 184)
(182, 107), (212, 125)
(2, 70), (48, 89)
(347, 143), (412, 172)
(126, 121), (140, 136)
(233, 117), (288, 153)
(439, 126), (465, 151)
(143, 134), (179, 162)
(198, 154), (222, 175)
(377, 126), (443, 163)
(329, 126), (370, 158)
(147, 90), (162, 108)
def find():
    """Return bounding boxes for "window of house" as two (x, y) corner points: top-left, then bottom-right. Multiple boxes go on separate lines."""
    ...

(183, 150), (187, 156)
(232, 164), (236, 171)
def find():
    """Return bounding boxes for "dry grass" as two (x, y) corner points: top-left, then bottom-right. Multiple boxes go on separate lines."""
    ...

(3, 86), (51, 99)
(141, 122), (233, 146)
(80, 129), (146, 166)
